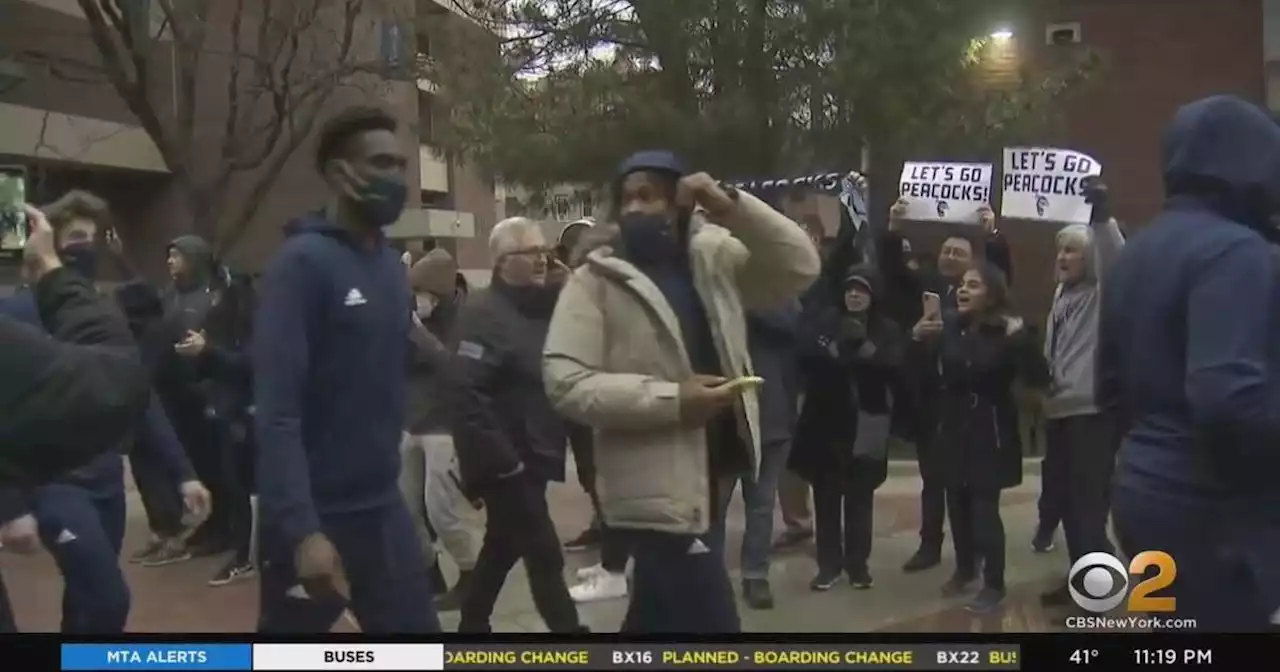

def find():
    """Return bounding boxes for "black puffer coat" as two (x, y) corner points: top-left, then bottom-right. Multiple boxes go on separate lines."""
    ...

(790, 268), (905, 489)
(909, 314), (1048, 491)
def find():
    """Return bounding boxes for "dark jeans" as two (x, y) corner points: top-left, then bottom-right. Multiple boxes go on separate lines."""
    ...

(258, 502), (440, 634)
(599, 523), (633, 574)
(1113, 485), (1274, 632)
(0, 572), (15, 632)
(622, 529), (740, 633)
(812, 466), (876, 577)
(947, 486), (1005, 590)
(460, 474), (580, 633)
(34, 483), (129, 633)
(131, 440), (184, 538)
(568, 422), (633, 574)
(916, 439), (946, 550)
(175, 407), (231, 545)
(709, 439), (791, 581)
(568, 422), (595, 498)
(1036, 451), (1064, 534)
(214, 419), (256, 564)
(1044, 413), (1117, 563)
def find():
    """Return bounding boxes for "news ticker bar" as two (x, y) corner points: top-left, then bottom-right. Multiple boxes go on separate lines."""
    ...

(61, 643), (1025, 671)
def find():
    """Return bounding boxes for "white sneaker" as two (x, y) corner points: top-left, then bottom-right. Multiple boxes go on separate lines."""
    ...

(575, 563), (606, 581)
(569, 569), (628, 603)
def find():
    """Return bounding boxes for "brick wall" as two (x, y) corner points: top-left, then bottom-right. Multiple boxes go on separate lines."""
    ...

(989, 0), (1265, 326)
(1041, 0), (1264, 226)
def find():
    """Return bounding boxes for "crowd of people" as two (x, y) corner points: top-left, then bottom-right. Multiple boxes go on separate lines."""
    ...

(0, 93), (1277, 634)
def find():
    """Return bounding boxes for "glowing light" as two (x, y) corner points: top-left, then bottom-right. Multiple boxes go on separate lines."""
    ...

(990, 29), (1014, 40)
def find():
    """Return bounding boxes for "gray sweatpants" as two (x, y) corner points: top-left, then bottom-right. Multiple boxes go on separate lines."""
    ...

(399, 433), (484, 571)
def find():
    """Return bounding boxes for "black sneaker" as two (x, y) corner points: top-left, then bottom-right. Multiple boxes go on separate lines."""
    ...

(1040, 582), (1071, 607)
(809, 570), (843, 592)
(141, 538), (192, 567)
(742, 578), (775, 610)
(1032, 527), (1056, 553)
(965, 586), (1006, 613)
(772, 528), (814, 551)
(564, 527), (600, 552)
(208, 560), (256, 587)
(848, 569), (874, 590)
(941, 573), (977, 597)
(902, 546), (942, 572)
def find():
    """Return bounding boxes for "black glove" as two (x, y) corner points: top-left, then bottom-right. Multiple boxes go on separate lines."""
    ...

(839, 316), (867, 343)
(1082, 176), (1110, 225)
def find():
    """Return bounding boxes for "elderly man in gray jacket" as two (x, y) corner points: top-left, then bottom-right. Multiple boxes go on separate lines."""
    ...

(1038, 178), (1125, 606)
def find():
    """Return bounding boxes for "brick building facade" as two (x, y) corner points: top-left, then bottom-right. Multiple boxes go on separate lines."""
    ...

(0, 0), (1271, 301)
(0, 0), (496, 283)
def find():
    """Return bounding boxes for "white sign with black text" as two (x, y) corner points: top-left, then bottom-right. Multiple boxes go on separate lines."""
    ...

(897, 162), (993, 224)
(1000, 147), (1102, 224)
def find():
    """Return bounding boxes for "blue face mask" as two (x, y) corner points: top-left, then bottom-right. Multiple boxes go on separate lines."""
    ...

(353, 175), (407, 227)
(618, 212), (682, 266)
(59, 242), (100, 279)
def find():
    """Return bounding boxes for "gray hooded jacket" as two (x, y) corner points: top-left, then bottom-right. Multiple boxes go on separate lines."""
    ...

(1042, 218), (1125, 419)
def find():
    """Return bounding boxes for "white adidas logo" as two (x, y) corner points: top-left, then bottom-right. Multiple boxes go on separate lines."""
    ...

(343, 288), (367, 306)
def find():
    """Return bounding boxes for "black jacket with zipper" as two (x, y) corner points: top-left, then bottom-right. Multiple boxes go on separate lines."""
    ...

(909, 314), (1048, 491)
(450, 279), (566, 496)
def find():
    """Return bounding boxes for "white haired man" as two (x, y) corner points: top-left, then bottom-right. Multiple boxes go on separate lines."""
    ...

(1039, 177), (1125, 606)
(450, 217), (583, 633)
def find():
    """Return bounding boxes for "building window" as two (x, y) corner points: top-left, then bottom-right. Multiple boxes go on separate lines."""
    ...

(419, 91), (435, 141)
(504, 196), (523, 217)
(418, 30), (431, 58)
(553, 195), (571, 220)
(380, 21), (410, 79)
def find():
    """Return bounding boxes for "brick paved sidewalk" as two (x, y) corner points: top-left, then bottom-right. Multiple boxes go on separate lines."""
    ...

(1, 467), (1084, 633)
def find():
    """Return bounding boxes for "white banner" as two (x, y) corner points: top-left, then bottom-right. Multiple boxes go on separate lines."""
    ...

(1000, 147), (1102, 224)
(897, 161), (993, 223)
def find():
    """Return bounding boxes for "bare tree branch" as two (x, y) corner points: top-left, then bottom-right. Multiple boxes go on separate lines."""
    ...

(43, 0), (391, 252)
(75, 0), (180, 169)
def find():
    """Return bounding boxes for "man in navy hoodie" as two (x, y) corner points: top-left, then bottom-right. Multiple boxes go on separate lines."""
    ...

(1098, 95), (1280, 631)
(253, 106), (439, 633)
(0, 190), (208, 633)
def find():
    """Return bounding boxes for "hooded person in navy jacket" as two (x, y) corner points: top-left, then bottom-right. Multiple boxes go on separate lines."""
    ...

(0, 191), (209, 633)
(252, 106), (440, 634)
(1097, 95), (1280, 631)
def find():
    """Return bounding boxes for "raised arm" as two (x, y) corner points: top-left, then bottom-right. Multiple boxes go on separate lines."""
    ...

(710, 190), (821, 309)
(0, 269), (149, 487)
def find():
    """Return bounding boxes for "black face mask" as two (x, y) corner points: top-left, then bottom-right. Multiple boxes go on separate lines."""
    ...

(60, 242), (100, 279)
(618, 211), (683, 266)
(341, 167), (407, 228)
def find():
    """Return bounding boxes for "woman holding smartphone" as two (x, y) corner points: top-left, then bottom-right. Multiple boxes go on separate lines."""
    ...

(909, 263), (1048, 613)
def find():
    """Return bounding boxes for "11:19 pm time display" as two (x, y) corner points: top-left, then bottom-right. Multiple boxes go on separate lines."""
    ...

(1131, 648), (1213, 666)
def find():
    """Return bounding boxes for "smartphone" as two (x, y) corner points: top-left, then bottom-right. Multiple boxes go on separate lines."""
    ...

(0, 166), (28, 251)
(922, 291), (942, 320)
(717, 376), (766, 393)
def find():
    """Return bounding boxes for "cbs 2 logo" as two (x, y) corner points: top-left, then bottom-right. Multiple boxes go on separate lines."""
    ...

(1068, 551), (1176, 613)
